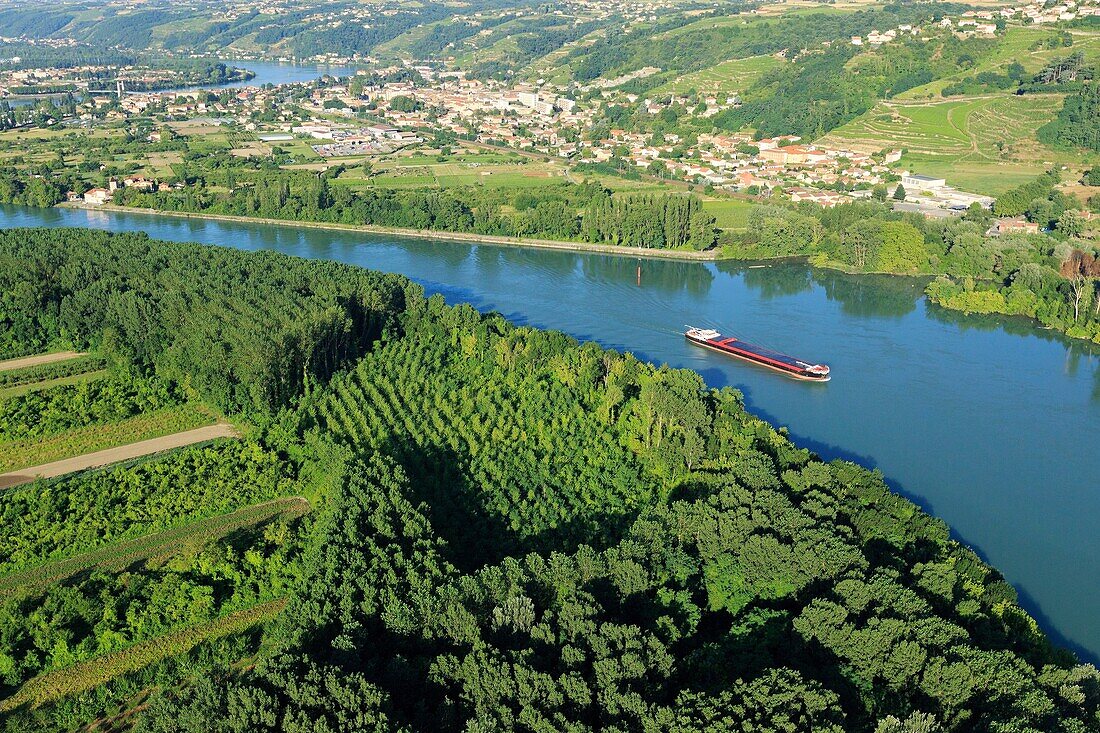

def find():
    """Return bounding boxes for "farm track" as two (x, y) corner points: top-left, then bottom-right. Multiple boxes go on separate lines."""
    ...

(0, 423), (238, 489)
(0, 497), (310, 599)
(0, 351), (86, 372)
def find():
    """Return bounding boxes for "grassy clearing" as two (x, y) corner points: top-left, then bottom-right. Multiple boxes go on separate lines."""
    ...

(0, 497), (309, 599)
(0, 404), (217, 474)
(703, 198), (755, 229)
(0, 369), (107, 399)
(0, 599), (287, 712)
(652, 55), (783, 95)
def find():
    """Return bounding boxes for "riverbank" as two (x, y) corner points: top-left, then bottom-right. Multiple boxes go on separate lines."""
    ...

(54, 203), (1100, 345)
(60, 203), (723, 262)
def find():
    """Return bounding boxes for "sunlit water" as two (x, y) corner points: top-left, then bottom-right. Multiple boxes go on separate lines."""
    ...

(2, 204), (1098, 661)
(7, 59), (359, 107)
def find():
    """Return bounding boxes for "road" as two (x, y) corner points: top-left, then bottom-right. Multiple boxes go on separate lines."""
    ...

(0, 423), (238, 489)
(0, 351), (86, 372)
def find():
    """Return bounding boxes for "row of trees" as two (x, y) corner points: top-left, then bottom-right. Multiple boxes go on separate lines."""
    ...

(581, 191), (717, 249)
(109, 172), (719, 251)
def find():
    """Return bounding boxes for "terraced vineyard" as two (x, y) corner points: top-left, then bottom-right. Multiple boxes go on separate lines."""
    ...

(817, 94), (1073, 194)
(896, 26), (1100, 100)
(652, 54), (784, 95)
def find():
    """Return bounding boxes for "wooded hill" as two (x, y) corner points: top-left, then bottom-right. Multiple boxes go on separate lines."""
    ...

(0, 227), (1097, 732)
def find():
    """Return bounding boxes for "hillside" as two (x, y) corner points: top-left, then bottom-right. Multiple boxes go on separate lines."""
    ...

(0, 227), (1097, 731)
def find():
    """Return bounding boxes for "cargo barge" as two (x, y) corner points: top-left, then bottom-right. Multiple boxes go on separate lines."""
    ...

(685, 327), (830, 381)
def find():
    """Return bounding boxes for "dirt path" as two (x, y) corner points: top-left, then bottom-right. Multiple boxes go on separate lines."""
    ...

(0, 423), (238, 489)
(0, 351), (86, 373)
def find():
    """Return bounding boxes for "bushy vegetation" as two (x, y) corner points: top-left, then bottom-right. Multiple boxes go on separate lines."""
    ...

(0, 228), (1096, 731)
(722, 193), (1100, 342)
(0, 372), (181, 442)
(0, 514), (300, 694)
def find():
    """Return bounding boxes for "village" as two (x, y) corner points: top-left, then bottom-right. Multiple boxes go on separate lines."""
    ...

(38, 61), (1000, 216)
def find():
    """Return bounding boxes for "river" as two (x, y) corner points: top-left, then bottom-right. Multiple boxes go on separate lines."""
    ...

(7, 59), (359, 107)
(2, 203), (1099, 661)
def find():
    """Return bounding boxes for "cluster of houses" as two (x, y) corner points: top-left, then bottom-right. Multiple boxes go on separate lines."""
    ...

(83, 68), (994, 214)
(292, 122), (422, 156)
(849, 0), (1098, 47)
(72, 175), (169, 206)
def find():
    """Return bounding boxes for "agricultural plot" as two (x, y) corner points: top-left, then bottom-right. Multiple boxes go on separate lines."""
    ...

(818, 94), (1074, 195)
(0, 351), (87, 372)
(336, 161), (570, 190)
(0, 404), (217, 476)
(0, 440), (290, 576)
(0, 353), (104, 388)
(652, 55), (784, 95)
(0, 369), (107, 399)
(0, 420), (236, 489)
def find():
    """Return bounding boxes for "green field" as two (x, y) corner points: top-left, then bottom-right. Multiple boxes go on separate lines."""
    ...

(334, 160), (572, 190)
(818, 93), (1083, 195)
(703, 198), (755, 229)
(652, 55), (784, 95)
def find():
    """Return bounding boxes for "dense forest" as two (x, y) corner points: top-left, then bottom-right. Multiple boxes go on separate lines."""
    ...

(0, 227), (1098, 731)
(1038, 81), (1100, 152)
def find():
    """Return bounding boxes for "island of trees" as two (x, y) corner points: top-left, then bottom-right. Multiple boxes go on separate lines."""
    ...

(0, 226), (1097, 732)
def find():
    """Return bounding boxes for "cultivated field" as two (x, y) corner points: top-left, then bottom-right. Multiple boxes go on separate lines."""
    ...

(0, 421), (237, 488)
(0, 404), (219, 477)
(0, 350), (86, 372)
(702, 198), (754, 229)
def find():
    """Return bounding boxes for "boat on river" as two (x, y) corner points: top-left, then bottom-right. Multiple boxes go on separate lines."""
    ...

(685, 327), (830, 381)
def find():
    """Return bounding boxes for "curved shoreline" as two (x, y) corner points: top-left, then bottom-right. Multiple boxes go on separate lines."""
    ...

(60, 203), (723, 262)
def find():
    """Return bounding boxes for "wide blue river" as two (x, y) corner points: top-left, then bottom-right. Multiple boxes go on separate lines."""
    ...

(2, 204), (1098, 661)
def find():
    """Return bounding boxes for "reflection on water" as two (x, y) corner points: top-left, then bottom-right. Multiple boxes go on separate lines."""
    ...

(2, 203), (1100, 662)
(742, 265), (814, 300)
(813, 268), (924, 319)
(582, 255), (716, 298)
